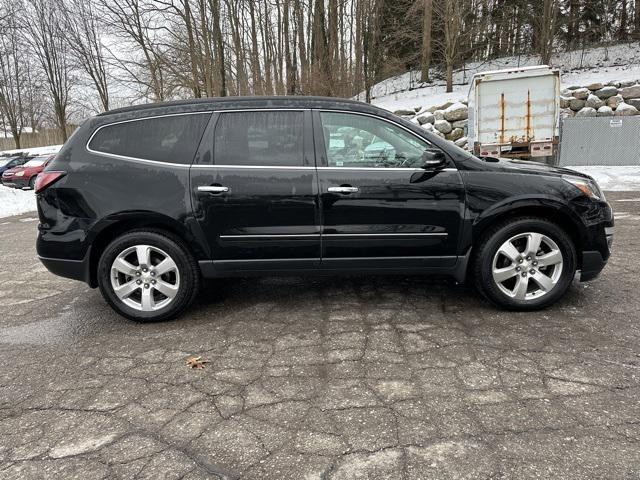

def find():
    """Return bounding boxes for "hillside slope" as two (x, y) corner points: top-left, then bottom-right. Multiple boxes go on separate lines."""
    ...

(368, 42), (640, 112)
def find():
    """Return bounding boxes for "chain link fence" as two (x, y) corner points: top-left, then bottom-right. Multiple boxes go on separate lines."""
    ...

(558, 116), (640, 166)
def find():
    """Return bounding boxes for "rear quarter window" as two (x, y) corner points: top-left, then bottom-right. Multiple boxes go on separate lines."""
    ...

(88, 113), (211, 164)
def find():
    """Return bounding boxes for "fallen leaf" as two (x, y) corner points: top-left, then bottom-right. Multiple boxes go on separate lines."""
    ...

(185, 355), (209, 369)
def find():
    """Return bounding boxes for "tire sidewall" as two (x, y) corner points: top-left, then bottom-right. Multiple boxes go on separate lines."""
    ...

(97, 231), (195, 321)
(478, 219), (576, 310)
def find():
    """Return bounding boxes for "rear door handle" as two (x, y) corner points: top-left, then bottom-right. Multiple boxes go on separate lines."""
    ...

(197, 185), (229, 194)
(327, 186), (359, 194)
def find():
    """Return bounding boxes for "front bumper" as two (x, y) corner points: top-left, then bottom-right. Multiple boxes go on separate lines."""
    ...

(580, 226), (613, 282)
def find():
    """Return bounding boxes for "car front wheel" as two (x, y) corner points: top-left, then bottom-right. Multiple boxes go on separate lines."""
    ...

(474, 218), (576, 310)
(97, 230), (200, 321)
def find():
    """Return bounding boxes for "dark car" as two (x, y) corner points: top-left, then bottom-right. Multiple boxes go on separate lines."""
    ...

(35, 97), (613, 321)
(0, 154), (29, 178)
(2, 155), (53, 189)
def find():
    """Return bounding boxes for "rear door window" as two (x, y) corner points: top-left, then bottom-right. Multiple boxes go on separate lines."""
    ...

(88, 113), (211, 164)
(213, 111), (304, 167)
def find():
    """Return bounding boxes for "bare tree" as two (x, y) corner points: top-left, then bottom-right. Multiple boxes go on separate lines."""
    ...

(434, 0), (464, 92)
(0, 5), (26, 148)
(24, 0), (73, 141)
(535, 0), (559, 64)
(60, 0), (110, 111)
(101, 0), (167, 101)
(421, 0), (433, 83)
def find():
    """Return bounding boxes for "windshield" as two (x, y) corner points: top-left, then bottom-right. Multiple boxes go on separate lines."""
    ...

(0, 159), (9, 167)
(23, 159), (45, 168)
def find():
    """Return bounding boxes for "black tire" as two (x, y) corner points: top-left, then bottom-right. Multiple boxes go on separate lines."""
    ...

(474, 217), (576, 311)
(97, 230), (200, 322)
(28, 176), (36, 189)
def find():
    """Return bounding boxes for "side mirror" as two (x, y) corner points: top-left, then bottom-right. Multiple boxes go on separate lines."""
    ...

(421, 149), (446, 169)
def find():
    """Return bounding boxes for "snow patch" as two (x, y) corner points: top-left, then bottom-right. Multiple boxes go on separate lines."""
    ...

(566, 166), (640, 191)
(0, 188), (37, 218)
(0, 144), (62, 157)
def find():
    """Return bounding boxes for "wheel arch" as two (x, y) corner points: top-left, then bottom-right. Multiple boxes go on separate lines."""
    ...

(471, 200), (586, 270)
(87, 212), (204, 288)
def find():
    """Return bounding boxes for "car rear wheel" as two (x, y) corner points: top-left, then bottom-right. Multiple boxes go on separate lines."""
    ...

(474, 218), (576, 310)
(97, 230), (200, 321)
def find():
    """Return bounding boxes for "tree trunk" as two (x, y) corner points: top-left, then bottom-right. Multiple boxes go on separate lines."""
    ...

(420, 0), (432, 83)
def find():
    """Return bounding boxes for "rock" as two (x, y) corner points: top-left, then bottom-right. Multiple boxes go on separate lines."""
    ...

(594, 86), (618, 99)
(414, 106), (421, 112)
(416, 113), (435, 125)
(614, 102), (640, 116)
(560, 96), (574, 108)
(606, 80), (621, 88)
(454, 136), (468, 147)
(572, 87), (590, 99)
(433, 110), (445, 121)
(433, 129), (445, 138)
(620, 84), (640, 99)
(393, 109), (415, 116)
(607, 94), (624, 109)
(443, 102), (468, 122)
(421, 122), (434, 132)
(569, 98), (586, 111)
(575, 107), (597, 117)
(596, 106), (614, 117)
(560, 88), (573, 97)
(566, 85), (582, 90)
(410, 117), (420, 124)
(619, 80), (636, 88)
(452, 119), (468, 129)
(434, 119), (452, 134)
(427, 101), (454, 113)
(446, 128), (465, 141)
(585, 94), (604, 109)
(627, 98), (640, 110)
(586, 82), (604, 91)
(560, 109), (575, 119)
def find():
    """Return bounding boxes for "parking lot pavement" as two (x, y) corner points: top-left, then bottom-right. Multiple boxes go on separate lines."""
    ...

(0, 192), (639, 479)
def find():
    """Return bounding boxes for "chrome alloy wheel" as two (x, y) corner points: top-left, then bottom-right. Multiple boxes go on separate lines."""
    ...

(110, 245), (180, 311)
(491, 232), (563, 301)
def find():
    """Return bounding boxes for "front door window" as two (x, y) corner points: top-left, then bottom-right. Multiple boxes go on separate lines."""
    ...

(320, 112), (439, 168)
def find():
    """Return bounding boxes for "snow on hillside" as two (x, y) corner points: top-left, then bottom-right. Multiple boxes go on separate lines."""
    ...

(368, 42), (640, 112)
(0, 188), (36, 219)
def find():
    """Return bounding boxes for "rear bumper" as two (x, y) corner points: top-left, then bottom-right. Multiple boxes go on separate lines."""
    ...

(38, 246), (92, 286)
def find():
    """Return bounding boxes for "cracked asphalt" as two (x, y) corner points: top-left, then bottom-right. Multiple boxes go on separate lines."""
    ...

(1, 191), (639, 479)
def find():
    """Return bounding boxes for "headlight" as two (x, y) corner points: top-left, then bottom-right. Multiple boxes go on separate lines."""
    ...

(15, 171), (24, 177)
(562, 175), (604, 201)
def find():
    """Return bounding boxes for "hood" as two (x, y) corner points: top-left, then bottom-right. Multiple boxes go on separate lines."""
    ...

(480, 157), (592, 180)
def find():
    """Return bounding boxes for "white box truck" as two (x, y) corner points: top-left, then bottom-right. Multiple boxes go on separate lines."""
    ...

(467, 65), (560, 161)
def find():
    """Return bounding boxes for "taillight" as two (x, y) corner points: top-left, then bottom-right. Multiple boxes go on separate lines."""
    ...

(35, 171), (66, 193)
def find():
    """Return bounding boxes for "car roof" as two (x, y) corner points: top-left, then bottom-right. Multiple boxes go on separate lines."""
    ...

(97, 96), (389, 119)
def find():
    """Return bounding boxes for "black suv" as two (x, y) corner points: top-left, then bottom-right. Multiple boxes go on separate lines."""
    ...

(36, 97), (613, 321)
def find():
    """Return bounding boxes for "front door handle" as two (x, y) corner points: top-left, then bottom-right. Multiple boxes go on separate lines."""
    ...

(327, 186), (359, 194)
(198, 185), (229, 194)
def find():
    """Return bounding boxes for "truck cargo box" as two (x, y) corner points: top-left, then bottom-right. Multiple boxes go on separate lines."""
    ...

(468, 65), (560, 161)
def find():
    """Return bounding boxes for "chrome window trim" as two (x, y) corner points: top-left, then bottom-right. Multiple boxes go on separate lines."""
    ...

(214, 108), (307, 113)
(85, 111), (213, 165)
(192, 164), (316, 170)
(317, 167), (457, 172)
